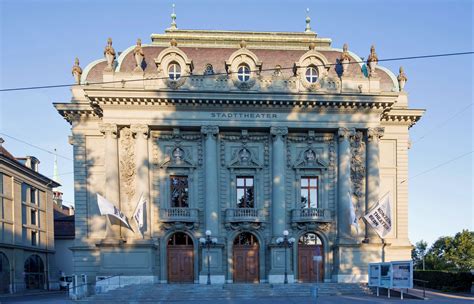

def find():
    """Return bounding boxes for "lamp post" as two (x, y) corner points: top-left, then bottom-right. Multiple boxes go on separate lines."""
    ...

(276, 230), (295, 284)
(199, 230), (217, 285)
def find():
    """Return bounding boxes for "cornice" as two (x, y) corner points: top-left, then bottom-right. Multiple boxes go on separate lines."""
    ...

(54, 102), (100, 124)
(382, 108), (425, 128)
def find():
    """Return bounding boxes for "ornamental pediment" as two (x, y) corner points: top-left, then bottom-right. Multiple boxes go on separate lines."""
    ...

(293, 148), (328, 169)
(228, 146), (262, 169)
(160, 146), (196, 168)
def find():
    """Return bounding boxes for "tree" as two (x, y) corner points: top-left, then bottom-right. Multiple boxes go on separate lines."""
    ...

(412, 240), (428, 270)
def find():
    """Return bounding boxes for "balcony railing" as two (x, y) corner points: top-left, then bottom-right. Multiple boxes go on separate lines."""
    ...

(291, 208), (332, 223)
(160, 208), (199, 223)
(225, 208), (265, 223)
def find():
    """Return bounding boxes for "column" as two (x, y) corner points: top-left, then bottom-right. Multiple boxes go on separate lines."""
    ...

(337, 127), (355, 243)
(365, 127), (384, 242)
(270, 126), (288, 237)
(131, 124), (150, 238)
(99, 123), (120, 239)
(201, 126), (219, 235)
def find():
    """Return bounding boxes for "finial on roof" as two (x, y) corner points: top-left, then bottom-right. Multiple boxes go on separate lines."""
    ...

(340, 43), (351, 76)
(103, 37), (116, 72)
(308, 42), (315, 50)
(133, 39), (144, 72)
(170, 38), (178, 47)
(72, 57), (83, 84)
(367, 44), (378, 77)
(170, 4), (177, 30)
(305, 8), (311, 32)
(240, 40), (247, 48)
(397, 66), (408, 91)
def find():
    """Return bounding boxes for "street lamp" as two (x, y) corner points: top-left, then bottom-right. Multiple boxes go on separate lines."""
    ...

(199, 230), (217, 285)
(276, 230), (295, 284)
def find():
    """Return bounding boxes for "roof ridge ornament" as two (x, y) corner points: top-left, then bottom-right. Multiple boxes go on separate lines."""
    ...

(305, 8), (311, 33)
(397, 66), (408, 91)
(170, 38), (178, 47)
(72, 57), (82, 84)
(367, 45), (378, 77)
(169, 3), (177, 30)
(240, 40), (247, 49)
(103, 38), (116, 72)
(340, 43), (351, 76)
(133, 38), (145, 72)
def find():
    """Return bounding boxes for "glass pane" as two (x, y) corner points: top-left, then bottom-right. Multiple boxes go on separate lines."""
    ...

(236, 178), (244, 187)
(170, 176), (189, 208)
(246, 178), (253, 187)
(310, 178), (317, 187)
(246, 187), (254, 208)
(310, 189), (317, 208)
(21, 184), (28, 202)
(237, 189), (245, 208)
(301, 189), (309, 209)
(301, 178), (308, 187)
(30, 189), (36, 204)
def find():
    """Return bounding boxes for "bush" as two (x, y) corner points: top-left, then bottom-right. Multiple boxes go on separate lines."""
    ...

(414, 270), (473, 292)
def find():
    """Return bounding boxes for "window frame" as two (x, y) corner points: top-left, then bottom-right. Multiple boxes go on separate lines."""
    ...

(169, 175), (189, 208)
(237, 64), (251, 82)
(236, 176), (255, 209)
(168, 62), (181, 80)
(300, 176), (319, 209)
(305, 66), (319, 83)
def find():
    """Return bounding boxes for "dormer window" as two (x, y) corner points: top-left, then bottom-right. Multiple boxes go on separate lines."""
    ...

(305, 66), (318, 83)
(168, 62), (181, 80)
(237, 64), (250, 82)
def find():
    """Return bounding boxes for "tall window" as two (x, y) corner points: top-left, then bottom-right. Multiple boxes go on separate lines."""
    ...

(300, 177), (318, 208)
(21, 183), (28, 203)
(168, 62), (181, 80)
(30, 188), (37, 204)
(237, 64), (250, 82)
(236, 176), (254, 208)
(31, 231), (37, 246)
(30, 209), (37, 226)
(170, 176), (188, 208)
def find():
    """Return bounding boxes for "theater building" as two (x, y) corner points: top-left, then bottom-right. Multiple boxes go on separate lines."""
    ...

(54, 17), (424, 286)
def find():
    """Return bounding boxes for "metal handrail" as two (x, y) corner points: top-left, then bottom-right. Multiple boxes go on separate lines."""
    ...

(413, 278), (429, 298)
(67, 273), (124, 297)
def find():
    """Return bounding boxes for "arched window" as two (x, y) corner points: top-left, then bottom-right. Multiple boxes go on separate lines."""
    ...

(168, 232), (193, 246)
(237, 64), (251, 82)
(234, 232), (258, 246)
(305, 66), (318, 83)
(168, 62), (181, 80)
(298, 232), (322, 245)
(24, 254), (44, 289)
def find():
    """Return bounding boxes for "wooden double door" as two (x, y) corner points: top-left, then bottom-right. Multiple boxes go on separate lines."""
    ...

(168, 245), (194, 283)
(233, 244), (259, 283)
(298, 244), (324, 282)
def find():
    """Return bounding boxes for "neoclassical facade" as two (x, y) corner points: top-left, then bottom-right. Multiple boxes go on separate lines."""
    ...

(55, 23), (424, 287)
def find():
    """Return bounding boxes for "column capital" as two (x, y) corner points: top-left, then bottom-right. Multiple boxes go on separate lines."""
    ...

(337, 127), (355, 142)
(99, 123), (118, 139)
(131, 124), (149, 139)
(367, 127), (384, 142)
(201, 125), (219, 137)
(270, 126), (288, 138)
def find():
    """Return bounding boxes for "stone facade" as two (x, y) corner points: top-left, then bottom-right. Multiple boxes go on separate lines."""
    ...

(54, 27), (424, 290)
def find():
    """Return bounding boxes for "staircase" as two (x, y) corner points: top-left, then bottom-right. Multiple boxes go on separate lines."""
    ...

(79, 283), (371, 302)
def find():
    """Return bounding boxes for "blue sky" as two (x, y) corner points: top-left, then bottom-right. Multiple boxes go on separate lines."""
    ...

(0, 0), (472, 245)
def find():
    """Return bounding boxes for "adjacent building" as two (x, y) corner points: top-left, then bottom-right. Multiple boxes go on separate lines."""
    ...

(0, 138), (60, 293)
(54, 16), (424, 288)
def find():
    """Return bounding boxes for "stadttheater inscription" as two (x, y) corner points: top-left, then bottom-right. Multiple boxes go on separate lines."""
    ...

(210, 112), (279, 120)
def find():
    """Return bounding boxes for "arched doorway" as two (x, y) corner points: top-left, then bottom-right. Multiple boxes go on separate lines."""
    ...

(298, 233), (324, 282)
(0, 252), (10, 294)
(24, 254), (45, 289)
(167, 232), (194, 283)
(233, 232), (259, 283)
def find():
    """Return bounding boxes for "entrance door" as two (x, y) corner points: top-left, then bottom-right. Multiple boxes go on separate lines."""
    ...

(24, 254), (45, 290)
(0, 252), (10, 294)
(167, 232), (194, 283)
(233, 232), (259, 283)
(298, 233), (324, 282)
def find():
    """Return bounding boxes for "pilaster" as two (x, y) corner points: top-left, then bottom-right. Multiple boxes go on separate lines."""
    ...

(270, 126), (288, 237)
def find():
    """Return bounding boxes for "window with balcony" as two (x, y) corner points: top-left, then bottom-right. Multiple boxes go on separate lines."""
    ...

(236, 176), (254, 208)
(300, 177), (318, 208)
(170, 176), (189, 208)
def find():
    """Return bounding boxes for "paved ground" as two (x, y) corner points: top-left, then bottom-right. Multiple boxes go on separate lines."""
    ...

(0, 289), (472, 303)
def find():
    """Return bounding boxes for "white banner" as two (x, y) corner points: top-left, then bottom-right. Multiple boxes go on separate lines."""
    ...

(349, 191), (360, 233)
(133, 193), (146, 233)
(97, 194), (132, 230)
(364, 193), (392, 238)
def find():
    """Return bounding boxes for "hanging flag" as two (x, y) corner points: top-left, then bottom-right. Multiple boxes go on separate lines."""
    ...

(349, 191), (360, 233)
(97, 194), (132, 230)
(133, 193), (146, 233)
(364, 193), (392, 238)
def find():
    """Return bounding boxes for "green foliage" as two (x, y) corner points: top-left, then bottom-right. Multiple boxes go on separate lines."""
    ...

(411, 240), (428, 270)
(413, 230), (474, 272)
(414, 270), (473, 292)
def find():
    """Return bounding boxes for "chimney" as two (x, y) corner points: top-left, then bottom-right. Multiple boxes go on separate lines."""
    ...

(25, 156), (40, 172)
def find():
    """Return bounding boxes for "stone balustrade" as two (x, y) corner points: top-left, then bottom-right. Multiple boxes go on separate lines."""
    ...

(225, 208), (265, 223)
(159, 208), (199, 223)
(291, 208), (332, 223)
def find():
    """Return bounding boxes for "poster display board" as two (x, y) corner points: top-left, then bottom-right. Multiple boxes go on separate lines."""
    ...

(368, 261), (413, 289)
(391, 261), (413, 289)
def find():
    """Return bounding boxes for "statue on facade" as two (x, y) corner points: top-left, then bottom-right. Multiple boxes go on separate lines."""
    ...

(397, 66), (408, 91)
(366, 45), (378, 77)
(340, 43), (351, 76)
(133, 38), (145, 72)
(104, 37), (116, 71)
(71, 57), (82, 84)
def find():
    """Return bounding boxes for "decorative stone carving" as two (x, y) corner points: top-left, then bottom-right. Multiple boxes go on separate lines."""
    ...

(340, 43), (351, 76)
(224, 222), (265, 231)
(71, 57), (82, 84)
(160, 146), (195, 168)
(291, 222), (332, 232)
(225, 46), (262, 91)
(366, 45), (378, 77)
(397, 66), (408, 91)
(228, 146), (262, 168)
(367, 127), (384, 142)
(293, 148), (328, 169)
(130, 124), (149, 139)
(119, 127), (136, 202)
(99, 123), (118, 139)
(133, 38), (145, 72)
(201, 125), (219, 137)
(155, 39), (193, 90)
(270, 126), (288, 138)
(350, 131), (366, 200)
(161, 222), (198, 231)
(103, 38), (116, 71)
(170, 38), (178, 47)
(203, 63), (214, 75)
(338, 127), (355, 142)
(239, 40), (247, 48)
